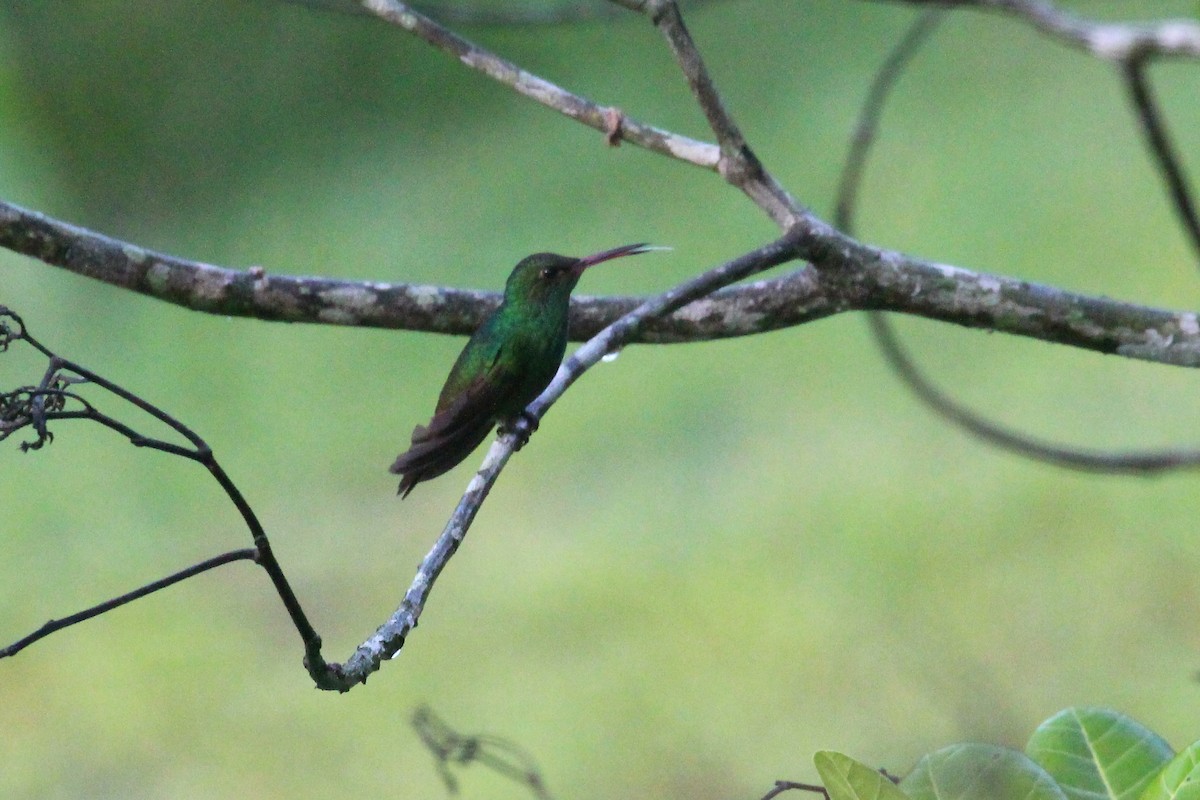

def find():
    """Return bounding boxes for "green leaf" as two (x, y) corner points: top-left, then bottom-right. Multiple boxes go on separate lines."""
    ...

(900, 743), (1067, 800)
(1139, 741), (1200, 800)
(1026, 707), (1174, 800)
(814, 751), (911, 800)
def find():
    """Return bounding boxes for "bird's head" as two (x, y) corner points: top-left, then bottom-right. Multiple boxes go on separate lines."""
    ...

(503, 243), (657, 308)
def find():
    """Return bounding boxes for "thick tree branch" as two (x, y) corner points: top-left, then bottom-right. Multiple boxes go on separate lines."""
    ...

(798, 218), (1200, 368)
(7, 197), (1200, 366)
(0, 196), (827, 341)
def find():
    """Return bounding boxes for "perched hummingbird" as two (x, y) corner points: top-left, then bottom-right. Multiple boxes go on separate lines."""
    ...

(390, 243), (657, 498)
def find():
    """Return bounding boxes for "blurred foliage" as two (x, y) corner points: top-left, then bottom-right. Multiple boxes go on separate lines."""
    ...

(820, 707), (1191, 800)
(3, 1), (1200, 798)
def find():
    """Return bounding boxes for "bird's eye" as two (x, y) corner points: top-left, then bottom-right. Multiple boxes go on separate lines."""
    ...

(540, 268), (553, 279)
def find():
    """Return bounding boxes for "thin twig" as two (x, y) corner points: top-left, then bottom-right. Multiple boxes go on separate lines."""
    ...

(760, 781), (831, 800)
(357, 0), (719, 167)
(1122, 56), (1200, 264)
(835, 8), (946, 234)
(837, 10), (1200, 475)
(292, 0), (727, 24)
(528, 233), (803, 416)
(0, 308), (325, 670)
(412, 0), (628, 26)
(884, 0), (1200, 61)
(869, 314), (1200, 473)
(637, 0), (749, 151)
(0, 549), (259, 658)
(615, 0), (804, 226)
(413, 706), (555, 799)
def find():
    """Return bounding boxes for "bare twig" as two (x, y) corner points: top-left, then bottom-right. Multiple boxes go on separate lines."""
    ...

(527, 233), (803, 416)
(0, 549), (259, 658)
(839, 10), (1200, 474)
(289, 0), (706, 26)
(611, 0), (804, 226)
(760, 780), (831, 800)
(869, 314), (1200, 473)
(835, 8), (946, 234)
(412, 0), (626, 26)
(1122, 56), (1200, 263)
(0, 308), (325, 672)
(887, 0), (1200, 61)
(413, 706), (555, 799)
(356, 0), (719, 167)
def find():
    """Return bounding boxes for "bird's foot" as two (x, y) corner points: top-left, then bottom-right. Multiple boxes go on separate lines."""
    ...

(603, 107), (624, 147)
(499, 411), (539, 451)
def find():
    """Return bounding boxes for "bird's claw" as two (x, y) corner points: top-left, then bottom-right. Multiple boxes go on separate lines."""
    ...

(499, 411), (539, 451)
(603, 107), (624, 146)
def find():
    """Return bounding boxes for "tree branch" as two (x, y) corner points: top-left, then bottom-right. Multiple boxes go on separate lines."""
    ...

(868, 313), (1200, 473)
(7, 196), (1200, 366)
(0, 196), (822, 341)
(5, 2), (1197, 370)
(610, 0), (804, 225)
(9, 0), (1200, 693)
(838, 7), (1200, 474)
(835, 8), (946, 235)
(1122, 56), (1200, 263)
(1, 308), (326, 671)
(759, 781), (831, 800)
(0, 549), (260, 659)
(889, 0), (1200, 61)
(412, 706), (554, 799)
(798, 218), (1200, 368)
(356, 0), (719, 168)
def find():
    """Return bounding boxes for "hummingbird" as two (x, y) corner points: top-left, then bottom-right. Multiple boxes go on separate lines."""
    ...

(390, 243), (658, 498)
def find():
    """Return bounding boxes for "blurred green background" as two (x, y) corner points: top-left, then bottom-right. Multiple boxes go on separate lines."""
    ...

(3, 1), (1200, 797)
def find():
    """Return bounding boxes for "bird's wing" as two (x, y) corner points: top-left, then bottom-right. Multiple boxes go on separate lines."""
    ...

(389, 343), (520, 496)
(420, 340), (520, 442)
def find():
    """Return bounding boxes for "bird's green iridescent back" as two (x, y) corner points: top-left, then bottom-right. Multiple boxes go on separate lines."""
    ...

(434, 256), (578, 420)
